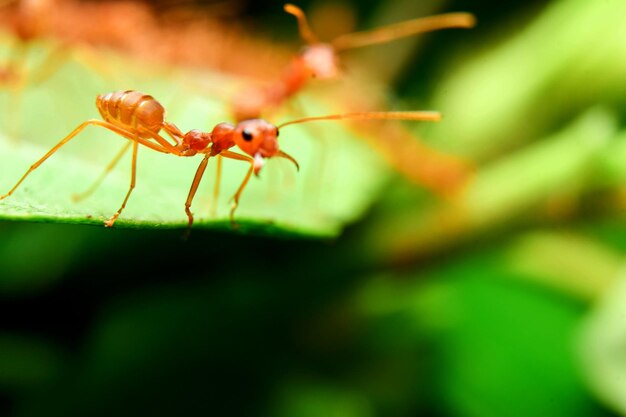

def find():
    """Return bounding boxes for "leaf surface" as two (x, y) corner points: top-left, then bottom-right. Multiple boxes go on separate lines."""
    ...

(0, 42), (389, 237)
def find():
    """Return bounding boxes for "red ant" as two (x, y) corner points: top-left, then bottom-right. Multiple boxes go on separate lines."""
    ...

(232, 3), (475, 121)
(0, 90), (442, 229)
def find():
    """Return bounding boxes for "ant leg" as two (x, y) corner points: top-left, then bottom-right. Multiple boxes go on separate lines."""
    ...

(104, 140), (138, 228)
(72, 141), (132, 202)
(6, 76), (23, 141)
(162, 122), (184, 147)
(1, 120), (113, 199)
(70, 45), (122, 85)
(184, 153), (211, 231)
(0, 119), (167, 201)
(144, 129), (183, 154)
(220, 150), (254, 226)
(87, 120), (170, 153)
(27, 43), (71, 87)
(4, 41), (28, 140)
(210, 155), (222, 217)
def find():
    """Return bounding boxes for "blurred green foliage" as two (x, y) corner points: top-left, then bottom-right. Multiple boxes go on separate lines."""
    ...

(0, 0), (625, 416)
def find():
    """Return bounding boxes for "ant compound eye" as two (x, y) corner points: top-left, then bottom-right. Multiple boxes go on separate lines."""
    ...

(242, 129), (253, 141)
(276, 129), (280, 137)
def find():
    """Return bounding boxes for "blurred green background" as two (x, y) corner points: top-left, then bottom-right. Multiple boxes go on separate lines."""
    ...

(1, 0), (626, 416)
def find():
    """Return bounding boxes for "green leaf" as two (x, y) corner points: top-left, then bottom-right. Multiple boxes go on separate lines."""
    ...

(0, 41), (390, 238)
(355, 248), (602, 417)
(427, 0), (626, 159)
(0, 334), (65, 390)
(580, 275), (626, 416)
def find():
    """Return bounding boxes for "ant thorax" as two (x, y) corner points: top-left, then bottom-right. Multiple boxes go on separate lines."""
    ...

(208, 123), (236, 156)
(300, 44), (340, 79)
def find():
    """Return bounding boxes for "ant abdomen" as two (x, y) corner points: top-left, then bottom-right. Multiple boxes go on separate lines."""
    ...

(96, 90), (165, 137)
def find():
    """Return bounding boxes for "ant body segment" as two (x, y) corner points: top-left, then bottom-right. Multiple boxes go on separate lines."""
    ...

(232, 4), (475, 121)
(0, 90), (441, 229)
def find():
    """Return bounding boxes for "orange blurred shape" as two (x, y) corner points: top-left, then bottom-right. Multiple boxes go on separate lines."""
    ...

(363, 121), (474, 196)
(308, 2), (356, 41)
(0, 0), (291, 80)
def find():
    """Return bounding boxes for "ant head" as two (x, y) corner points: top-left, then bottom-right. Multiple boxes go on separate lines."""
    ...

(284, 4), (340, 79)
(300, 44), (340, 79)
(233, 119), (280, 175)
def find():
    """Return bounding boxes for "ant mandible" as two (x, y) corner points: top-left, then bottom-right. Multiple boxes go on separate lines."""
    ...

(232, 3), (475, 121)
(0, 90), (441, 229)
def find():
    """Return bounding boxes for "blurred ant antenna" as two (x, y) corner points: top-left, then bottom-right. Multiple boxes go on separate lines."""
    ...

(284, 3), (475, 51)
(283, 3), (319, 45)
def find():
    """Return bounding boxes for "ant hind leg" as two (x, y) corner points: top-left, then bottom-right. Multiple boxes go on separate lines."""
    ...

(104, 140), (139, 227)
(72, 141), (132, 202)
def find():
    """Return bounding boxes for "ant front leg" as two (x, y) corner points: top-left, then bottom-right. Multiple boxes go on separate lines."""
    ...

(220, 150), (254, 227)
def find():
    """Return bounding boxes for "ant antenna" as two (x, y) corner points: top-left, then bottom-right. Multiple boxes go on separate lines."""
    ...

(277, 111), (442, 129)
(332, 12), (476, 52)
(284, 3), (319, 45)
